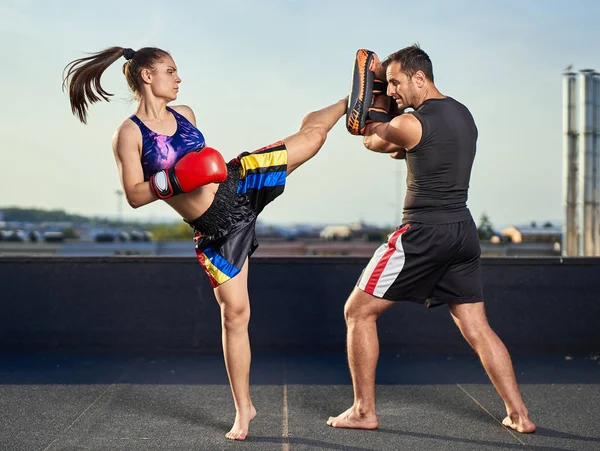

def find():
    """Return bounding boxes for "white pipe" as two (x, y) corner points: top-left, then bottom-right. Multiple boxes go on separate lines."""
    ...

(578, 70), (596, 256)
(592, 72), (600, 257)
(562, 72), (578, 256)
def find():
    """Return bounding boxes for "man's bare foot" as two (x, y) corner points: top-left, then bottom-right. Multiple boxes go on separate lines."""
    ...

(225, 405), (257, 441)
(502, 413), (536, 434)
(327, 406), (378, 430)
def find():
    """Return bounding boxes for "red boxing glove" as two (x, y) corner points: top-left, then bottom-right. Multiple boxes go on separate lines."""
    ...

(149, 147), (228, 199)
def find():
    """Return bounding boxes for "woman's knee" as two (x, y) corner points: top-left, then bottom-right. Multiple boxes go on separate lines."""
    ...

(220, 302), (250, 329)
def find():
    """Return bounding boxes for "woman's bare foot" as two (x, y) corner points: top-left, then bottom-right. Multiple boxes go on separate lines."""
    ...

(327, 406), (378, 430)
(225, 405), (257, 440)
(502, 412), (536, 434)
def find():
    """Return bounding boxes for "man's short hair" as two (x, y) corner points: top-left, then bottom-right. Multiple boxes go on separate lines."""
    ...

(382, 44), (434, 82)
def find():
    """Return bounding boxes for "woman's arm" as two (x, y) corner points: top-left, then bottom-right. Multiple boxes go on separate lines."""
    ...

(112, 122), (156, 209)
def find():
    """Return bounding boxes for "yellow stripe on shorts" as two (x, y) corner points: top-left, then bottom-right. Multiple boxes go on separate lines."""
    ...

(202, 256), (232, 285)
(240, 150), (287, 178)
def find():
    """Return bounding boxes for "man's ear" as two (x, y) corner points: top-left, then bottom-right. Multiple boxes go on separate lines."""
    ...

(413, 70), (426, 88)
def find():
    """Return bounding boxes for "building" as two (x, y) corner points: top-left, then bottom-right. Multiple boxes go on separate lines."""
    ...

(501, 225), (562, 244)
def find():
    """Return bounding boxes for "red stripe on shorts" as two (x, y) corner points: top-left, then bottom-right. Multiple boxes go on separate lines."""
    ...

(252, 140), (285, 154)
(364, 224), (410, 294)
(195, 248), (219, 288)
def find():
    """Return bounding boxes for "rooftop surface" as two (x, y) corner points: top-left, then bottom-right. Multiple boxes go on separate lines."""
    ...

(1, 352), (598, 451)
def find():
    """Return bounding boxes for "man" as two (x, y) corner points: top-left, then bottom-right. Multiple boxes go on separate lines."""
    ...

(327, 45), (536, 434)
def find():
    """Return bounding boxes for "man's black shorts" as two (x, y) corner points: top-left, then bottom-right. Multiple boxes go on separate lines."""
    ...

(357, 219), (483, 308)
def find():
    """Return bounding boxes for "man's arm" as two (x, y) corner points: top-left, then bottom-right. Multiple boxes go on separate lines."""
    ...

(363, 113), (422, 158)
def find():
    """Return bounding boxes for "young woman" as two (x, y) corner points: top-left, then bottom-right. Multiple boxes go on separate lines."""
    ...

(63, 46), (347, 440)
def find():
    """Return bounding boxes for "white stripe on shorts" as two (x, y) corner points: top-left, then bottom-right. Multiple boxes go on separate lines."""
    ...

(358, 227), (407, 298)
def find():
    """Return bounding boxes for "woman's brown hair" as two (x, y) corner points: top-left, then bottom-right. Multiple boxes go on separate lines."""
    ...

(62, 46), (170, 123)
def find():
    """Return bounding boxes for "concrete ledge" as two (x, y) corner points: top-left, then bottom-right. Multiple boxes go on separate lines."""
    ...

(1, 257), (599, 355)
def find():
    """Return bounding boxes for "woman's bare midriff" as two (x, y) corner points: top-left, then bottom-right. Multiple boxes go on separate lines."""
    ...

(164, 182), (219, 222)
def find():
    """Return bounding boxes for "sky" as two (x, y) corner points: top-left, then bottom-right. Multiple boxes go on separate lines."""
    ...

(2, 0), (600, 229)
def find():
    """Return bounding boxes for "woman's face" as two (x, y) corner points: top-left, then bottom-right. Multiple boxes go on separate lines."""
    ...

(143, 56), (181, 101)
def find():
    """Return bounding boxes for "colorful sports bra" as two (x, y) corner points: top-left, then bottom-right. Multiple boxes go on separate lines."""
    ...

(129, 106), (206, 181)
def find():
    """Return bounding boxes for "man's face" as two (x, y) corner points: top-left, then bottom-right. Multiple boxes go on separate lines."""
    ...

(386, 62), (415, 110)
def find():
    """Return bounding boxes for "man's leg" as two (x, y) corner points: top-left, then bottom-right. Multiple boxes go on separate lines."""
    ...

(448, 302), (536, 433)
(283, 97), (348, 175)
(327, 286), (395, 429)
